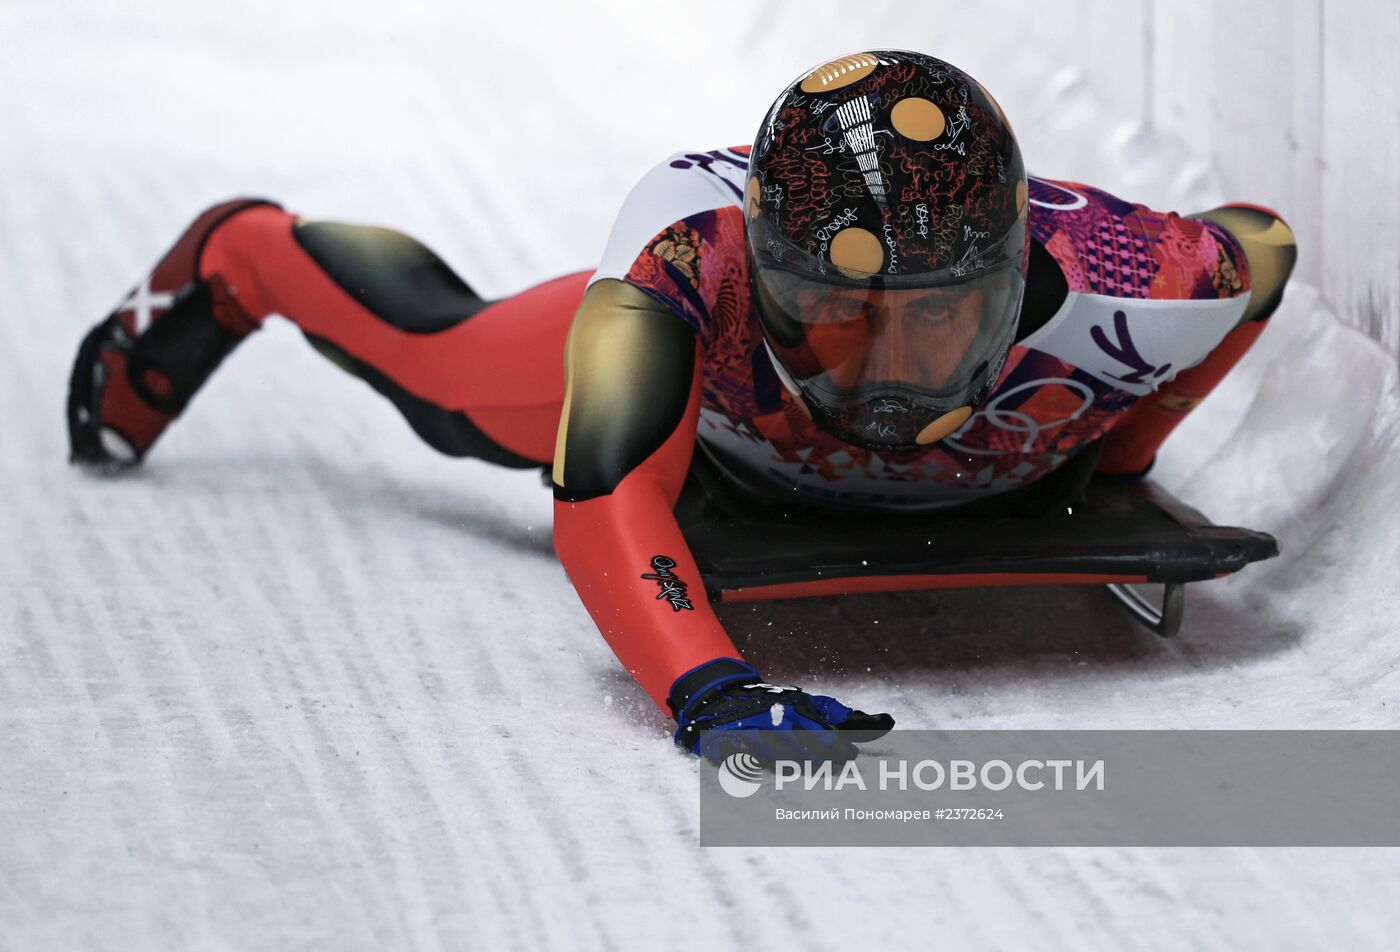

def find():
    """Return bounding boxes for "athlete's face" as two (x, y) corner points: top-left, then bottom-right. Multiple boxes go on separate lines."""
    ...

(789, 284), (986, 391)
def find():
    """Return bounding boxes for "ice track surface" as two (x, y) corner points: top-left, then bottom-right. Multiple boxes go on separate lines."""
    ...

(1, 4), (1398, 950)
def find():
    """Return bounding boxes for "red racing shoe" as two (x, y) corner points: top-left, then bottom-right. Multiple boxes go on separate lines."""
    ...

(67, 199), (274, 467)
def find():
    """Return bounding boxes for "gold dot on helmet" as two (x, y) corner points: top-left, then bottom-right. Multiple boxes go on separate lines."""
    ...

(829, 227), (885, 278)
(799, 53), (882, 93)
(890, 97), (947, 141)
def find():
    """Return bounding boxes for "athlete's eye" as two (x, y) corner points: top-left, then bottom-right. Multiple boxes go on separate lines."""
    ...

(818, 297), (873, 323)
(913, 300), (953, 325)
(915, 291), (969, 325)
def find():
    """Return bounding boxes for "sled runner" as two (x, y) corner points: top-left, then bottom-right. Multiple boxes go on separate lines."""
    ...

(673, 450), (1278, 638)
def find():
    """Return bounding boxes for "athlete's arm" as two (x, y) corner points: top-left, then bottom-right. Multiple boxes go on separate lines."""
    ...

(1098, 205), (1297, 476)
(551, 278), (745, 712)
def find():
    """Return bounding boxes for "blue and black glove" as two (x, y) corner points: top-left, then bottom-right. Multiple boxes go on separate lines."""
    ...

(668, 658), (895, 763)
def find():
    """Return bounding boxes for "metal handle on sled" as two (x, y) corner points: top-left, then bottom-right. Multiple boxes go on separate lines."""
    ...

(1106, 582), (1185, 638)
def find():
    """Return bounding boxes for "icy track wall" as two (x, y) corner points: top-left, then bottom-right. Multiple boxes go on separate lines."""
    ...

(1074, 0), (1399, 361)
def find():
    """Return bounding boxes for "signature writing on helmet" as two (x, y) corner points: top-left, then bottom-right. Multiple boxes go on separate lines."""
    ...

(816, 208), (859, 245)
(930, 105), (971, 153)
(641, 556), (695, 612)
(915, 204), (930, 238)
(866, 421), (900, 439)
(872, 398), (908, 414)
(1092, 311), (1173, 386)
(806, 135), (846, 156)
(786, 93), (837, 117)
(882, 222), (899, 273)
(949, 240), (987, 278)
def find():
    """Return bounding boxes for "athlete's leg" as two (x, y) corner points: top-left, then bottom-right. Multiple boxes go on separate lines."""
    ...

(1098, 205), (1297, 477)
(68, 200), (586, 468)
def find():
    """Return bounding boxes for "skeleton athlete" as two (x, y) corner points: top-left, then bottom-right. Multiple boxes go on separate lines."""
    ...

(68, 50), (1296, 760)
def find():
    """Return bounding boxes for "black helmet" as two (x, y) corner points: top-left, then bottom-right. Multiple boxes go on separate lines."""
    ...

(745, 50), (1028, 451)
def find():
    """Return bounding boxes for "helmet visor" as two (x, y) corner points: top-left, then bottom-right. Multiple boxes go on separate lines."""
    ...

(754, 261), (1025, 413)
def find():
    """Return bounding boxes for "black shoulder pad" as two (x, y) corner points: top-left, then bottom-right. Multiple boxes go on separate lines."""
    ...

(1190, 206), (1297, 322)
(553, 280), (697, 502)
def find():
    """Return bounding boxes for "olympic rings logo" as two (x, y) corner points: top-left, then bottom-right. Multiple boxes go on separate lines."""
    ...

(942, 377), (1096, 456)
(1028, 180), (1088, 211)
